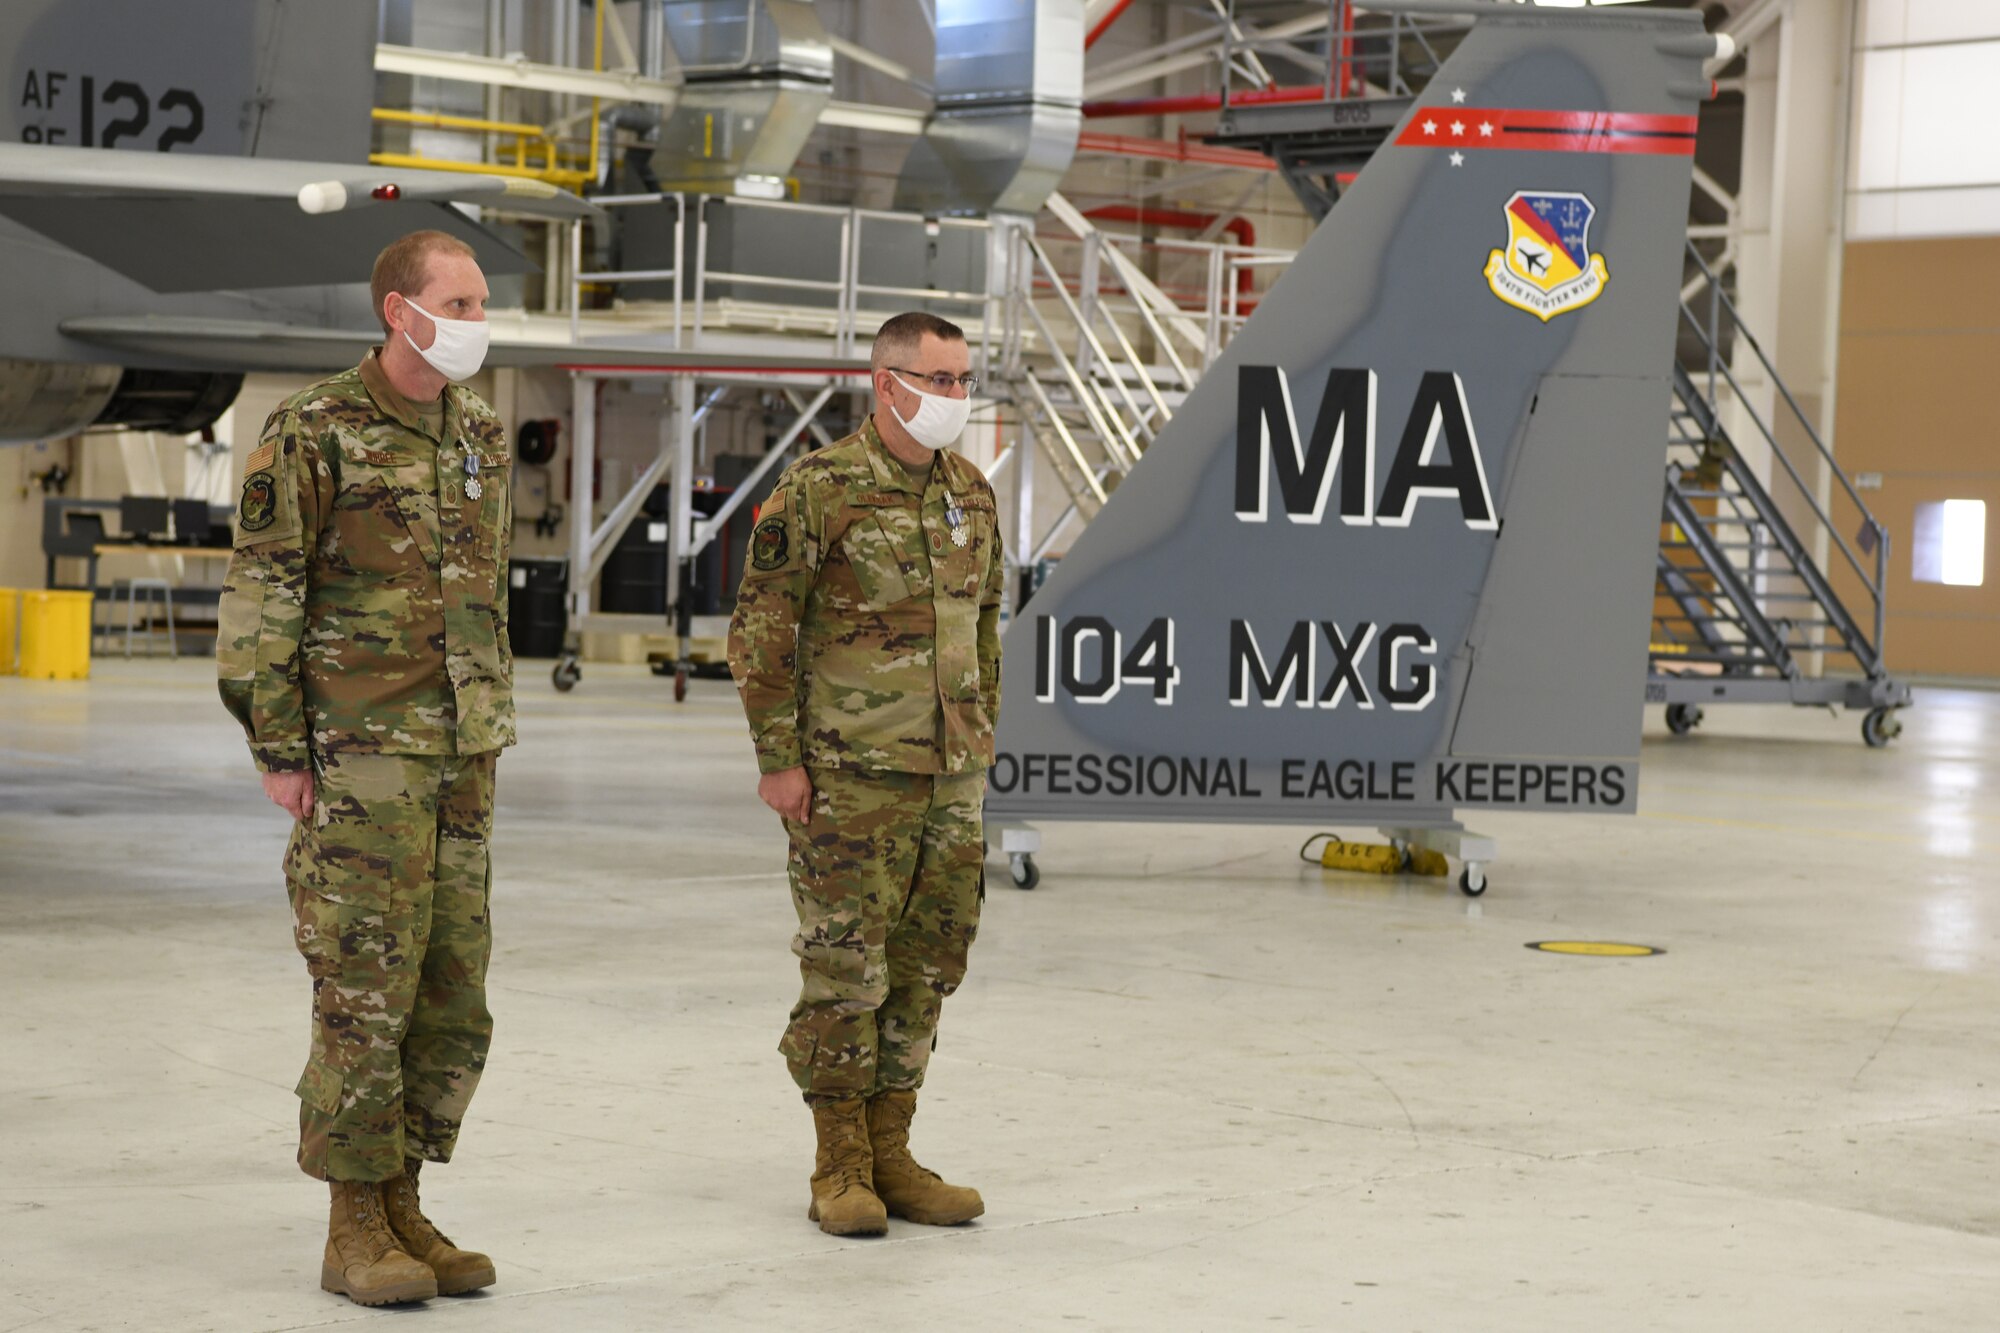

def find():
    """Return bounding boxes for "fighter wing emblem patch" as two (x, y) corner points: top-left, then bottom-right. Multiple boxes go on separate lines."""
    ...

(751, 515), (790, 571)
(1484, 190), (1609, 322)
(239, 472), (278, 531)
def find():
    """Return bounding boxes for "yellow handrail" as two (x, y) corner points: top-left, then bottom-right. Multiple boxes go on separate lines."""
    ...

(371, 108), (552, 139)
(589, 0), (604, 188)
(367, 0), (605, 193)
(367, 152), (593, 187)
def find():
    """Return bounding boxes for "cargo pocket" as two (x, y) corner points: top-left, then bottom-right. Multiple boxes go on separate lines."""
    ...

(284, 760), (400, 914)
(333, 442), (431, 575)
(295, 1058), (344, 1115)
(843, 506), (932, 610)
(474, 449), (512, 540)
(214, 575), (268, 683)
(842, 516), (914, 608)
(779, 1027), (819, 1085)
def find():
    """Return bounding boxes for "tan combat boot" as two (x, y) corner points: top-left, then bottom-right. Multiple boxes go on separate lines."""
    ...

(382, 1160), (497, 1296)
(807, 1097), (888, 1236)
(322, 1178), (437, 1306)
(866, 1089), (984, 1225)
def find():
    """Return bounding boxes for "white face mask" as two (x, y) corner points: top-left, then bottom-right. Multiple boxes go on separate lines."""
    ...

(399, 296), (490, 382)
(888, 371), (973, 451)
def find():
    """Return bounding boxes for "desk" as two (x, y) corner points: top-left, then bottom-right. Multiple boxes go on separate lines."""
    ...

(94, 544), (234, 560)
(59, 544), (232, 603)
(43, 496), (236, 592)
(82, 545), (233, 654)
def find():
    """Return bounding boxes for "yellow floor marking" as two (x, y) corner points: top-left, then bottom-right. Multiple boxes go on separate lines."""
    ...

(1527, 941), (1662, 957)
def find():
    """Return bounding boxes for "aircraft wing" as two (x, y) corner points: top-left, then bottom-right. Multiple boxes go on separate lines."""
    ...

(987, 2), (1726, 833)
(58, 314), (865, 378)
(0, 142), (597, 216)
(0, 142), (598, 293)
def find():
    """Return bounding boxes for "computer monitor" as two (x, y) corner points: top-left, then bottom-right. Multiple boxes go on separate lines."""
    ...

(171, 498), (215, 546)
(57, 510), (106, 555)
(120, 496), (170, 542)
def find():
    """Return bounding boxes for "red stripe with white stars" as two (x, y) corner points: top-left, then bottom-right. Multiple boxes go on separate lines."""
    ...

(1395, 104), (1698, 158)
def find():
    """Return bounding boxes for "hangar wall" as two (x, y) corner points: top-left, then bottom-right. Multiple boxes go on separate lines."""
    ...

(1828, 1), (2000, 679)
(0, 439), (72, 589)
(1836, 236), (2000, 678)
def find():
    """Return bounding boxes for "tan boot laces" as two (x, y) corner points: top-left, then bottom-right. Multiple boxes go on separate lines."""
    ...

(387, 1166), (456, 1251)
(871, 1094), (941, 1182)
(825, 1119), (874, 1199)
(345, 1183), (400, 1264)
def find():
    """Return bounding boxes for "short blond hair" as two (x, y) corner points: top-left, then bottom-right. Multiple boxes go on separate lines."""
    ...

(370, 230), (477, 334)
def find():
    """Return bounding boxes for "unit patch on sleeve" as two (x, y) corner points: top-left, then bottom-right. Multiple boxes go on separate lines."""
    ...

(751, 515), (790, 570)
(239, 472), (279, 531)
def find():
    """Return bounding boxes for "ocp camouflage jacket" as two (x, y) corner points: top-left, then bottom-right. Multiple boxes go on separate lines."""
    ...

(726, 416), (1005, 775)
(217, 351), (514, 773)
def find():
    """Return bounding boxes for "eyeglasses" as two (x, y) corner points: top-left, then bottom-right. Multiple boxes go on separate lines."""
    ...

(889, 368), (980, 396)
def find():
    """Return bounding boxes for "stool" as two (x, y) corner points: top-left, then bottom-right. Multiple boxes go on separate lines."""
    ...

(114, 578), (177, 659)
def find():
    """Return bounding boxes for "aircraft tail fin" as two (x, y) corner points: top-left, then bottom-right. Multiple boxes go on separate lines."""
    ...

(989, 4), (1722, 827)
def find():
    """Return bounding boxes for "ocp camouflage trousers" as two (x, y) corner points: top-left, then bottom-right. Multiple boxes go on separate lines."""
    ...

(284, 749), (497, 1183)
(781, 767), (985, 1103)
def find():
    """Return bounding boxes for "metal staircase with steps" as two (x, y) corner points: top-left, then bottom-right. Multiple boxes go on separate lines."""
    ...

(1650, 243), (1910, 745)
(984, 218), (1914, 747)
(984, 194), (1225, 566)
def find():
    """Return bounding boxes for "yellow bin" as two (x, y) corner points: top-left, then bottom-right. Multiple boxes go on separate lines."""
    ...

(19, 590), (94, 681)
(0, 588), (19, 675)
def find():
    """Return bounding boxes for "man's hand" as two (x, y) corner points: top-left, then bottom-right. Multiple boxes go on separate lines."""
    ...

(261, 769), (315, 822)
(758, 766), (814, 824)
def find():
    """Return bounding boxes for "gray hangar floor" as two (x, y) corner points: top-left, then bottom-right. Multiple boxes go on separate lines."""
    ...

(3, 659), (1998, 1330)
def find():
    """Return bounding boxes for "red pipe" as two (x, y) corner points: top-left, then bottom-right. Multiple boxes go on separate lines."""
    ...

(1336, 0), (1355, 99)
(1082, 205), (1257, 297)
(1075, 129), (1276, 172)
(1085, 0), (1135, 50)
(1084, 84), (1338, 120)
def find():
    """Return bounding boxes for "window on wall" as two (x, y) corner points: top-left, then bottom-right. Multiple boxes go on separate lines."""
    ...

(1851, 1), (2000, 238)
(1912, 499), (1987, 586)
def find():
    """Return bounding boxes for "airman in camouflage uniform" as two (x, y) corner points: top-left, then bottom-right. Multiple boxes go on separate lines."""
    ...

(727, 312), (1004, 1236)
(219, 231), (509, 1306)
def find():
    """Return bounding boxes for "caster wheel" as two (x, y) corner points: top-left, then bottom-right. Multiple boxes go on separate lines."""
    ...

(674, 668), (688, 703)
(1665, 702), (1702, 736)
(1459, 865), (1487, 897)
(1009, 853), (1040, 890)
(1862, 705), (1901, 748)
(552, 659), (581, 692)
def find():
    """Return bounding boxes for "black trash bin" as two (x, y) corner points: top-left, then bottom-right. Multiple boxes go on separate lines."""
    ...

(507, 557), (567, 659)
(601, 487), (733, 616)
